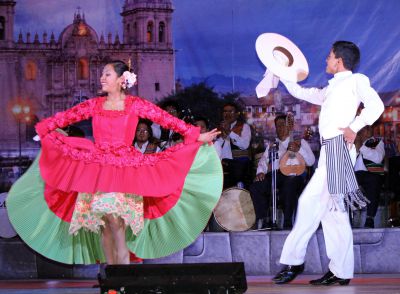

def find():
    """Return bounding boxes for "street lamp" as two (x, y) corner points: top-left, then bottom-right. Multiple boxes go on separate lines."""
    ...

(11, 100), (32, 170)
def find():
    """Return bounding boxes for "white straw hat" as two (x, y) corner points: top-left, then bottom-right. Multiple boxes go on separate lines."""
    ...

(255, 33), (309, 82)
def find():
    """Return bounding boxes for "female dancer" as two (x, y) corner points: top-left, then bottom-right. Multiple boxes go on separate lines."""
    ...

(7, 60), (222, 264)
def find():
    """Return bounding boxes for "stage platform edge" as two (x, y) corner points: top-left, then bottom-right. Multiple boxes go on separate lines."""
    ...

(1, 228), (400, 279)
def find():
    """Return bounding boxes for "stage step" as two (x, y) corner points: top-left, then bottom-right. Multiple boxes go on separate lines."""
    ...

(1, 228), (400, 279)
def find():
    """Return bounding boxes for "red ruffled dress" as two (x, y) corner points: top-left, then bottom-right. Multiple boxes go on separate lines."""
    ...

(6, 96), (223, 264)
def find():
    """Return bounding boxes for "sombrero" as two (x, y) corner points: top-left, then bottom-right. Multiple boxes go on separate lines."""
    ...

(255, 33), (309, 82)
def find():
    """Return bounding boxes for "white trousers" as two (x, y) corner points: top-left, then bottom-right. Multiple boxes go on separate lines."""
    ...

(279, 145), (356, 279)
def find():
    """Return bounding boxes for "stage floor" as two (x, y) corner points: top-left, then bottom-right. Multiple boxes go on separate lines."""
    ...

(1, 274), (399, 294)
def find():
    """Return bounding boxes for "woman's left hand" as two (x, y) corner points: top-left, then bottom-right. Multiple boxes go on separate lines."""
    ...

(198, 128), (221, 143)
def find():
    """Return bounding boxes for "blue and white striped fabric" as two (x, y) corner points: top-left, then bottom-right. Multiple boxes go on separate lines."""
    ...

(322, 135), (369, 211)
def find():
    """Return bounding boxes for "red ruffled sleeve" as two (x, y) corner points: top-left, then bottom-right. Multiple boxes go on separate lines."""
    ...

(35, 99), (97, 138)
(36, 96), (204, 197)
(132, 97), (200, 144)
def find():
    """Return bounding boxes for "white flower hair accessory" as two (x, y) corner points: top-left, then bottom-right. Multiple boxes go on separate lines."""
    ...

(122, 71), (137, 89)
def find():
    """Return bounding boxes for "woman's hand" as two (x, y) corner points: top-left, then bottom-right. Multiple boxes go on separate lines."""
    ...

(197, 128), (221, 143)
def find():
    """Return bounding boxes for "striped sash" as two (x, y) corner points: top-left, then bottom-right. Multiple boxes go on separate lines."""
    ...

(322, 135), (370, 211)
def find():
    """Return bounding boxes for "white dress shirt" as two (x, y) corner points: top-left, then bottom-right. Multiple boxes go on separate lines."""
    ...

(282, 71), (384, 139)
(256, 137), (315, 174)
(134, 141), (160, 154)
(354, 138), (385, 171)
(151, 123), (162, 139)
(216, 121), (251, 159)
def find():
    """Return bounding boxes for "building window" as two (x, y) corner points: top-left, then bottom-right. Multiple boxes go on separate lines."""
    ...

(25, 61), (37, 80)
(0, 17), (5, 40)
(155, 82), (160, 92)
(133, 22), (137, 43)
(158, 22), (165, 43)
(147, 21), (153, 43)
(78, 58), (89, 80)
(77, 23), (88, 36)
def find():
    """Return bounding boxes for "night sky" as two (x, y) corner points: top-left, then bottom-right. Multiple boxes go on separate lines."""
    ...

(14, 0), (400, 94)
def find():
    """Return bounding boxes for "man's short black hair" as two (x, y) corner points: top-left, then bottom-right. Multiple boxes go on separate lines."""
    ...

(332, 41), (360, 71)
(159, 100), (180, 111)
(274, 114), (287, 125)
(194, 115), (210, 129)
(136, 119), (153, 138)
(222, 102), (239, 112)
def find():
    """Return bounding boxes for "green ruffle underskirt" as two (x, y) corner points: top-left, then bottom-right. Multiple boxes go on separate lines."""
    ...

(6, 144), (223, 264)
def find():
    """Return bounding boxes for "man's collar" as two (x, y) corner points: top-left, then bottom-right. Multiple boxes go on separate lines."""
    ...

(135, 141), (149, 150)
(329, 70), (352, 85)
(277, 136), (290, 143)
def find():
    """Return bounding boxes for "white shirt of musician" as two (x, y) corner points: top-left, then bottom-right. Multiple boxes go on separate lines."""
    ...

(134, 141), (160, 154)
(151, 123), (175, 140)
(215, 121), (251, 160)
(151, 123), (161, 139)
(256, 137), (315, 174)
(282, 71), (384, 139)
(354, 137), (385, 172)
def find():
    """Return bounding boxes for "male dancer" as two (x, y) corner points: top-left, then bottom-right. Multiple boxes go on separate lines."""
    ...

(273, 41), (384, 286)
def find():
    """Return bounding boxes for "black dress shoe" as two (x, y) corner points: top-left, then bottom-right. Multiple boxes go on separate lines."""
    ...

(365, 217), (374, 228)
(272, 264), (304, 284)
(309, 270), (351, 286)
(252, 218), (271, 231)
(283, 221), (292, 230)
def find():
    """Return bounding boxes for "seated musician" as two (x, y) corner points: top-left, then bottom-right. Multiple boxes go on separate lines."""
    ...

(249, 114), (315, 230)
(151, 100), (183, 149)
(134, 119), (160, 154)
(354, 125), (385, 228)
(194, 116), (209, 134)
(214, 102), (252, 189)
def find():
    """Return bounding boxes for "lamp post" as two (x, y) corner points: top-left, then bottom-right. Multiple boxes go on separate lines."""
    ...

(11, 101), (32, 171)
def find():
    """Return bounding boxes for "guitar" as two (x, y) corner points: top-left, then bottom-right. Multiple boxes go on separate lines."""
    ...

(279, 112), (306, 176)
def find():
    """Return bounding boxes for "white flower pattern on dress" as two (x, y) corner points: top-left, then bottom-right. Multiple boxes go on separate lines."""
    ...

(69, 192), (144, 236)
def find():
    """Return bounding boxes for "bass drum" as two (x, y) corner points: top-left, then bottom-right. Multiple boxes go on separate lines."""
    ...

(212, 187), (256, 232)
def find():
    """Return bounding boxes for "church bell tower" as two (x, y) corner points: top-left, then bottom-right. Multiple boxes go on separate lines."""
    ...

(0, 0), (16, 48)
(121, 0), (174, 101)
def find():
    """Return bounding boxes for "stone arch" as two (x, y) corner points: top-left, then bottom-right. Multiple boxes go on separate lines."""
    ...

(77, 58), (89, 80)
(158, 21), (165, 43)
(0, 16), (5, 40)
(147, 21), (153, 43)
(25, 61), (37, 80)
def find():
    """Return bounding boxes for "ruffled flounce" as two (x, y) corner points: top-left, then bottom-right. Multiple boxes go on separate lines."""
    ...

(6, 144), (223, 264)
(7, 156), (105, 264)
(127, 144), (224, 258)
(39, 132), (202, 196)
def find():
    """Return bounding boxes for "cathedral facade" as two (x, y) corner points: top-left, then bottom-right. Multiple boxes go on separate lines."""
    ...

(0, 0), (175, 154)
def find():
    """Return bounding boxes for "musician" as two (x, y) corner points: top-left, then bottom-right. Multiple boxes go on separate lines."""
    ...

(215, 102), (252, 188)
(194, 116), (209, 134)
(354, 125), (385, 228)
(249, 114), (315, 230)
(134, 119), (160, 154)
(152, 100), (183, 149)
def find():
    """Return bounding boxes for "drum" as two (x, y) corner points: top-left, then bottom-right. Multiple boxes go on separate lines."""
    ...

(213, 188), (256, 232)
